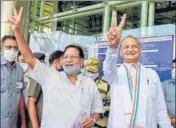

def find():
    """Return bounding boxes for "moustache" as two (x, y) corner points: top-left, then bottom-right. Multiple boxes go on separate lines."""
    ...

(125, 52), (136, 55)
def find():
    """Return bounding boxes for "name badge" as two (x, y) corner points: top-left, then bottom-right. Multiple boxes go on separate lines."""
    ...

(16, 82), (23, 89)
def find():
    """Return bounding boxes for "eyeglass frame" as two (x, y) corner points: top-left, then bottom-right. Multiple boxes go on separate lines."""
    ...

(3, 45), (19, 51)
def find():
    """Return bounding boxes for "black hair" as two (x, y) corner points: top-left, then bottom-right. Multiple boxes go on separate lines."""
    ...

(1, 35), (16, 46)
(64, 45), (84, 59)
(18, 52), (22, 57)
(49, 50), (64, 64)
(173, 58), (176, 63)
(33, 52), (45, 61)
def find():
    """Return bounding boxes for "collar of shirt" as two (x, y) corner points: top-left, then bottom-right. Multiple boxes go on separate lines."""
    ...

(1, 56), (16, 67)
(123, 62), (139, 72)
(123, 62), (141, 86)
(63, 73), (83, 88)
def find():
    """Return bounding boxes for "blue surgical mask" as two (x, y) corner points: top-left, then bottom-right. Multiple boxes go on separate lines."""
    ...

(63, 65), (81, 75)
(81, 67), (86, 74)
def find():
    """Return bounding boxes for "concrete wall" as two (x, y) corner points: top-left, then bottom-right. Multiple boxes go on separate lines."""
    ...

(1, 1), (31, 41)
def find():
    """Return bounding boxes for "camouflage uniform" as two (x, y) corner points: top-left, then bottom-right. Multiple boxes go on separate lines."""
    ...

(94, 77), (110, 128)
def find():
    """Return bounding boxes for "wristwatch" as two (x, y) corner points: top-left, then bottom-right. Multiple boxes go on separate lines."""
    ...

(91, 116), (97, 123)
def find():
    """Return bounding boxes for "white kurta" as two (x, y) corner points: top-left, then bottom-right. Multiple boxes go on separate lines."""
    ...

(103, 47), (172, 128)
(28, 60), (104, 128)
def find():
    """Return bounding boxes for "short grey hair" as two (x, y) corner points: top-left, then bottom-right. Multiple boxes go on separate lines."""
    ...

(119, 35), (141, 50)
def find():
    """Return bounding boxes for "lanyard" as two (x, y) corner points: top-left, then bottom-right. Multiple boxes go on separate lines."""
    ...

(123, 64), (141, 128)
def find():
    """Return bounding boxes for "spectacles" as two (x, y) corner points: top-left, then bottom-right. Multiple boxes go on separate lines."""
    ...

(4, 45), (18, 51)
(62, 55), (80, 60)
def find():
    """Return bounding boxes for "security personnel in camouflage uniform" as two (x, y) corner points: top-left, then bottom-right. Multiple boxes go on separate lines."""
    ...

(84, 58), (110, 128)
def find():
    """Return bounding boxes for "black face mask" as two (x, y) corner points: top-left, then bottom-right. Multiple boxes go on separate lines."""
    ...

(57, 66), (64, 72)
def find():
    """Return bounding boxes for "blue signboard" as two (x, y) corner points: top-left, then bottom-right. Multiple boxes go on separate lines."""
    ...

(95, 35), (175, 82)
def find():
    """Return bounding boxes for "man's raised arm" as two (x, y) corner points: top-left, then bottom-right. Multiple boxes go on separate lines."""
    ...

(103, 10), (126, 84)
(8, 7), (36, 69)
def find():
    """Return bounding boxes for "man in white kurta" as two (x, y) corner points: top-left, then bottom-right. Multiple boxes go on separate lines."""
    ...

(28, 59), (104, 128)
(8, 7), (104, 128)
(103, 11), (172, 128)
(104, 46), (172, 128)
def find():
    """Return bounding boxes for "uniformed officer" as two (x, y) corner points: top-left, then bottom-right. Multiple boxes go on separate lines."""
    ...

(84, 58), (111, 128)
(1, 35), (27, 128)
(27, 52), (45, 128)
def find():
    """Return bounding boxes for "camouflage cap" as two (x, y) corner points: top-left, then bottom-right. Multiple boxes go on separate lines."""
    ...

(85, 58), (102, 73)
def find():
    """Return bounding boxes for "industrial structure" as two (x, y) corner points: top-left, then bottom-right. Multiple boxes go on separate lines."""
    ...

(1, 1), (176, 41)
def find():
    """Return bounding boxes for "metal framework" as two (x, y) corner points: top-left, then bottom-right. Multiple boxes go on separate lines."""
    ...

(30, 1), (155, 36)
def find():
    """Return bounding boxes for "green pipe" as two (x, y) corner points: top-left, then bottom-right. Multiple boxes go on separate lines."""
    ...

(115, 1), (141, 10)
(103, 3), (110, 40)
(140, 1), (148, 36)
(148, 1), (155, 26)
(31, 1), (38, 32)
(69, 19), (75, 34)
(36, 1), (141, 25)
(33, 1), (125, 22)
(38, 1), (44, 32)
(148, 1), (155, 35)
(39, 1), (44, 17)
(141, 1), (148, 28)
(38, 8), (104, 24)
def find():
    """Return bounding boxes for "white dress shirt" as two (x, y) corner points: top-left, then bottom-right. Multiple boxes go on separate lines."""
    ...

(28, 59), (104, 128)
(103, 47), (172, 128)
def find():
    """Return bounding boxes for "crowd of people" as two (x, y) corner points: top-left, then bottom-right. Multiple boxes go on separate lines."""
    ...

(1, 7), (175, 128)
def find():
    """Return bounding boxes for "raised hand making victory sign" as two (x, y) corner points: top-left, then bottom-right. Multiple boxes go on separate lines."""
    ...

(8, 7), (24, 31)
(107, 11), (126, 48)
